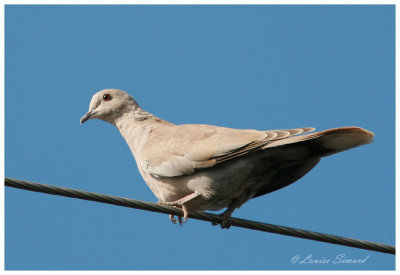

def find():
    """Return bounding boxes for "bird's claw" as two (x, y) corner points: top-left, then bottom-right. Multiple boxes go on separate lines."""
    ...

(166, 204), (189, 226)
(169, 214), (177, 224)
(211, 211), (232, 229)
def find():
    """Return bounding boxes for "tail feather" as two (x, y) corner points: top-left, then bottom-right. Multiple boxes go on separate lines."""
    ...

(264, 127), (374, 159)
(252, 127), (373, 198)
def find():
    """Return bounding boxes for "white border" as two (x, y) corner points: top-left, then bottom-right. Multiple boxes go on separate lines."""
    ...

(1, 1), (397, 273)
(1, 0), (399, 4)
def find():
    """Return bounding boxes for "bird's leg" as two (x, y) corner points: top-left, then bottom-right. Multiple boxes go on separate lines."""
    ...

(211, 206), (236, 229)
(212, 196), (249, 229)
(220, 207), (235, 229)
(159, 191), (201, 225)
(181, 204), (190, 223)
(162, 191), (201, 206)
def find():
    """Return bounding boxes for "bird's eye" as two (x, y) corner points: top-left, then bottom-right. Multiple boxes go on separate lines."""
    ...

(103, 94), (112, 101)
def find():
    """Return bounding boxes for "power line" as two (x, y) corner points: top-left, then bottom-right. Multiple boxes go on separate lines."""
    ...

(5, 177), (395, 255)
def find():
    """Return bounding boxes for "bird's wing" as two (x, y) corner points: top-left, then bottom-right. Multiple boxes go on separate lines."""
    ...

(140, 124), (315, 177)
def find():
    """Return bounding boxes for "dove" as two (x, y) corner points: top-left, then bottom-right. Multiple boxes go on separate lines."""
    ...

(80, 89), (374, 228)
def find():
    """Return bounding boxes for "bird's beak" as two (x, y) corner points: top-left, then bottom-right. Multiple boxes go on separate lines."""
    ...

(80, 111), (92, 124)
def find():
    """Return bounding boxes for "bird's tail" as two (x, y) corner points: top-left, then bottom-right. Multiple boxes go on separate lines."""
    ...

(252, 127), (373, 197)
(265, 127), (374, 159)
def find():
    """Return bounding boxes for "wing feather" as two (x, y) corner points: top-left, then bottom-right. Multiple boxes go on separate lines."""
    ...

(141, 125), (315, 178)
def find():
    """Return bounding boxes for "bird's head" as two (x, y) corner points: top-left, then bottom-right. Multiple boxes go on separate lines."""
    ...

(80, 89), (139, 125)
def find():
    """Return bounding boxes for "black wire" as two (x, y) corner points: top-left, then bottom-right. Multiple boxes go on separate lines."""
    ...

(5, 177), (395, 255)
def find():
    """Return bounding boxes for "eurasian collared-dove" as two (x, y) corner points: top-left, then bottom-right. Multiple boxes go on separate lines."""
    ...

(80, 89), (374, 228)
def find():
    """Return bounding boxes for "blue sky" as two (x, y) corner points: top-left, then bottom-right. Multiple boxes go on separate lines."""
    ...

(5, 5), (394, 270)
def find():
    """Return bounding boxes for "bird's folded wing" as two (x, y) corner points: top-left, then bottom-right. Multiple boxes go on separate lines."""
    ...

(140, 124), (315, 177)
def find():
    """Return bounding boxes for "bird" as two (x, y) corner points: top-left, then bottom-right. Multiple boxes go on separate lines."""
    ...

(80, 89), (374, 228)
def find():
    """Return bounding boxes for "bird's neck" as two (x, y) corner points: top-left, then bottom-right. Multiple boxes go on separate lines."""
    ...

(114, 108), (173, 157)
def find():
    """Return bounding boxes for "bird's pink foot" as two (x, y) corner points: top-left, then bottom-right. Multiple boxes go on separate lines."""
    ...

(159, 192), (200, 225)
(167, 205), (189, 226)
(169, 214), (184, 225)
